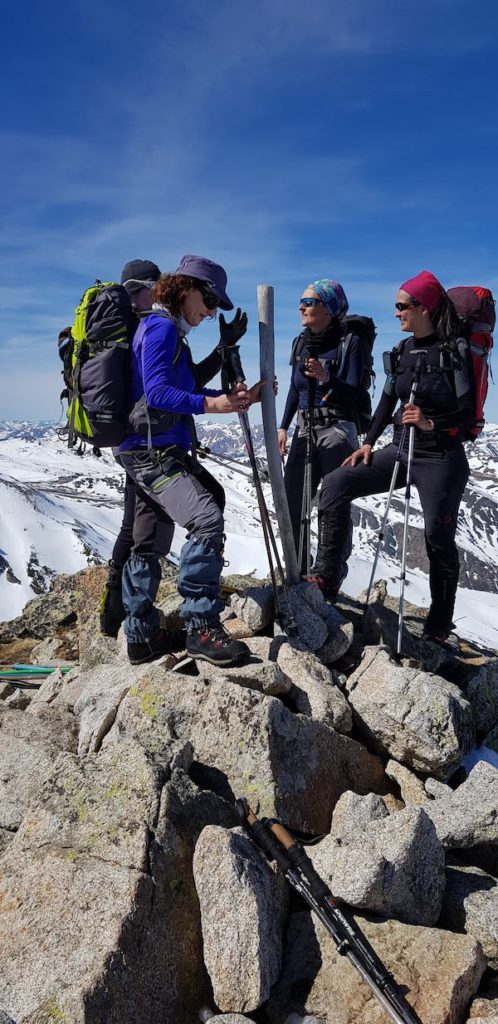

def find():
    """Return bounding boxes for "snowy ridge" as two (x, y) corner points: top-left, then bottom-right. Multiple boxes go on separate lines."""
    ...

(0, 420), (497, 649)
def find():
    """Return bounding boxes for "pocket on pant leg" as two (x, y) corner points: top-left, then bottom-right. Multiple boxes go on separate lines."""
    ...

(139, 457), (184, 493)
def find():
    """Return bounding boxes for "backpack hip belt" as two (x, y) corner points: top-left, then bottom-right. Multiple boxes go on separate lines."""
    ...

(300, 407), (340, 427)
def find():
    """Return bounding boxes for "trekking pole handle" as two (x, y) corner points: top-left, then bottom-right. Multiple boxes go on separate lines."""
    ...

(235, 800), (294, 873)
(237, 801), (331, 903)
(268, 821), (295, 850)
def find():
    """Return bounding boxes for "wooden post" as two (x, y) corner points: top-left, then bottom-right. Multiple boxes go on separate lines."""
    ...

(258, 284), (300, 585)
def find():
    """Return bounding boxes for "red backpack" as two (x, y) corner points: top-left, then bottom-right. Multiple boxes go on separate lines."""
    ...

(447, 285), (495, 441)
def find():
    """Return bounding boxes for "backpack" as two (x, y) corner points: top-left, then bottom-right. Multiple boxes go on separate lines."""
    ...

(59, 280), (137, 448)
(447, 285), (495, 441)
(341, 315), (376, 434)
(385, 285), (495, 443)
(290, 314), (376, 434)
(58, 281), (188, 450)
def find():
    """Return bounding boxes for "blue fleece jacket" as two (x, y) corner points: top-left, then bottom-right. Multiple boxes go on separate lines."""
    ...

(119, 313), (222, 451)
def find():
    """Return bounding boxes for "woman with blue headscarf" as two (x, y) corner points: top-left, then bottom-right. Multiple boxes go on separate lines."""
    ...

(278, 278), (365, 599)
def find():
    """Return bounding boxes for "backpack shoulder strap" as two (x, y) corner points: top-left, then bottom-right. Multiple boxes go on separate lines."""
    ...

(335, 330), (354, 376)
(290, 332), (306, 366)
(338, 327), (374, 379)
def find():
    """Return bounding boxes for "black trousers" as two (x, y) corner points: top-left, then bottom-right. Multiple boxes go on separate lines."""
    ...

(111, 471), (174, 566)
(321, 442), (469, 634)
(284, 417), (357, 579)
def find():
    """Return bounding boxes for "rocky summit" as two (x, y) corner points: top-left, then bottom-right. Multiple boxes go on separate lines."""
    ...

(0, 564), (497, 1024)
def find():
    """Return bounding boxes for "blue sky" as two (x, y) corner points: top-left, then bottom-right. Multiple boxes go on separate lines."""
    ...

(2, 0), (498, 425)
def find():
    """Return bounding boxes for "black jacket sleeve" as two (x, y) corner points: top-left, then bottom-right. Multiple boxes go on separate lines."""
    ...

(194, 347), (223, 389)
(366, 337), (476, 446)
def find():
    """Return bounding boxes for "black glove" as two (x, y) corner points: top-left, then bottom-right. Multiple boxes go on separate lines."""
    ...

(218, 308), (248, 348)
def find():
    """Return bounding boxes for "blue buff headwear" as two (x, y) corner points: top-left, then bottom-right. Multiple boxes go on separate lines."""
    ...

(309, 279), (349, 319)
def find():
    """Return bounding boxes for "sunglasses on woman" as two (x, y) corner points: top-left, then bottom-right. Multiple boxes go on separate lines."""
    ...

(194, 279), (219, 310)
(300, 297), (323, 308)
(395, 300), (421, 312)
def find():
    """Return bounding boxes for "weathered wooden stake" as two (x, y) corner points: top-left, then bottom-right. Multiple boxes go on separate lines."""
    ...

(258, 284), (300, 585)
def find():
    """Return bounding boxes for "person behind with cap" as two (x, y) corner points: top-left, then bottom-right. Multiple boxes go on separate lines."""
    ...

(278, 278), (367, 598)
(117, 254), (262, 666)
(317, 270), (476, 644)
(99, 258), (163, 637)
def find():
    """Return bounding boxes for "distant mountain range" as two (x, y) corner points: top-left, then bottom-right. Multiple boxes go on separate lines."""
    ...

(1, 420), (497, 646)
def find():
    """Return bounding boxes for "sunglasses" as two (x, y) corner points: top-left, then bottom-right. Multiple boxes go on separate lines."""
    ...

(123, 278), (158, 291)
(395, 300), (421, 312)
(193, 279), (219, 310)
(300, 297), (323, 308)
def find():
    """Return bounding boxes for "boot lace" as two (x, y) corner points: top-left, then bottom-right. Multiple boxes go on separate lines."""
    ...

(201, 624), (232, 648)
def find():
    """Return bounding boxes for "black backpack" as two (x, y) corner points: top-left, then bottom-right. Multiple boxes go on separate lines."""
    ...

(290, 314), (376, 434)
(58, 281), (187, 450)
(58, 280), (137, 448)
(341, 315), (376, 433)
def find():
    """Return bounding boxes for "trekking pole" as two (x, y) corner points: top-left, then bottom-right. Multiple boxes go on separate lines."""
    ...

(364, 361), (422, 610)
(397, 420), (416, 657)
(364, 421), (411, 608)
(298, 362), (316, 577)
(397, 356), (424, 657)
(222, 347), (298, 637)
(236, 799), (422, 1024)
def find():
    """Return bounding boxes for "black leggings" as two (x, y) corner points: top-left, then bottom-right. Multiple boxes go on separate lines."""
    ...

(323, 442), (469, 634)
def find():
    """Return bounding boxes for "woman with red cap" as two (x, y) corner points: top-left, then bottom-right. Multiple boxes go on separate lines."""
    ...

(313, 270), (475, 643)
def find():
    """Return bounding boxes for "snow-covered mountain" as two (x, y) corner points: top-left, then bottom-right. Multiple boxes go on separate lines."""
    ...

(1, 419), (497, 649)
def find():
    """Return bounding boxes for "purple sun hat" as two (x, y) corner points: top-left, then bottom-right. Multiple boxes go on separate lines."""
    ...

(174, 254), (234, 310)
(308, 279), (349, 318)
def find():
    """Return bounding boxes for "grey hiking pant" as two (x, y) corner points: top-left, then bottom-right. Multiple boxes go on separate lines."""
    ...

(111, 463), (174, 567)
(119, 448), (225, 641)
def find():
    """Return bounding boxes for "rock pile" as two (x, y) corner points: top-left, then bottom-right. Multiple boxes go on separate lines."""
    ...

(0, 566), (497, 1024)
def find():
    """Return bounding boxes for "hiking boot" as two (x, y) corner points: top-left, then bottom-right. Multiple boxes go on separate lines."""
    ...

(127, 628), (186, 665)
(421, 629), (459, 653)
(99, 584), (125, 638)
(186, 624), (249, 666)
(305, 574), (339, 604)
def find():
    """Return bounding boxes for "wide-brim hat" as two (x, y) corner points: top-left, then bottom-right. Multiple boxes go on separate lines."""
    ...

(174, 254), (233, 310)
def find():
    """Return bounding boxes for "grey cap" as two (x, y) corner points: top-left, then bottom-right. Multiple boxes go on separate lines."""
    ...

(174, 254), (233, 310)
